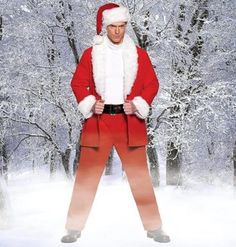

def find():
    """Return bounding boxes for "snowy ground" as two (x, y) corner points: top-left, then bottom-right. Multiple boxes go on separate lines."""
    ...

(0, 163), (236, 247)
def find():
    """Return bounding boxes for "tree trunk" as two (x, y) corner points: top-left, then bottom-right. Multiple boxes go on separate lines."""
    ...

(46, 26), (68, 178)
(147, 145), (160, 187)
(233, 141), (236, 186)
(0, 180), (5, 211)
(56, 0), (79, 64)
(0, 143), (8, 182)
(49, 119), (57, 178)
(131, 11), (150, 49)
(166, 141), (182, 185)
(49, 150), (57, 178)
(0, 15), (3, 41)
(105, 147), (115, 175)
(147, 110), (160, 187)
(61, 148), (72, 179)
(131, 11), (160, 186)
(0, 177), (8, 227)
(0, 149), (9, 228)
(73, 139), (81, 175)
(166, 0), (209, 185)
(54, 1), (86, 177)
(166, 2), (186, 186)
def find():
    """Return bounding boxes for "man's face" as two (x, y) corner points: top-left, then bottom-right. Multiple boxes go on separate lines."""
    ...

(106, 21), (127, 44)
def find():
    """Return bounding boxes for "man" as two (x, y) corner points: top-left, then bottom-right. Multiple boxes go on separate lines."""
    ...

(61, 3), (170, 244)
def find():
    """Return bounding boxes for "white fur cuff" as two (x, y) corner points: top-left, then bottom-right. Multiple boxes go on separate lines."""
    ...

(78, 95), (96, 119)
(132, 96), (150, 119)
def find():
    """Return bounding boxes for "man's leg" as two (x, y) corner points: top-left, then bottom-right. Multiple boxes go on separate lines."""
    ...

(115, 144), (162, 231)
(65, 118), (113, 231)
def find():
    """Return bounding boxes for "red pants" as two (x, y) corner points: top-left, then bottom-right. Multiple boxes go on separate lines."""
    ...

(65, 114), (162, 231)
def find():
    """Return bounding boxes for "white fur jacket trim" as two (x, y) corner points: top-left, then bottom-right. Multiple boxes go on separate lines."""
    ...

(92, 34), (138, 99)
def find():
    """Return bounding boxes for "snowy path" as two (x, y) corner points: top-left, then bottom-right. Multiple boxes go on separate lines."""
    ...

(0, 170), (236, 247)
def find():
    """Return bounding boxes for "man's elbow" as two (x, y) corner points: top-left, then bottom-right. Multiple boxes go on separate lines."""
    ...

(153, 77), (159, 95)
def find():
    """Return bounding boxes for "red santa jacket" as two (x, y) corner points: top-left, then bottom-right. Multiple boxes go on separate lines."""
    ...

(70, 34), (159, 147)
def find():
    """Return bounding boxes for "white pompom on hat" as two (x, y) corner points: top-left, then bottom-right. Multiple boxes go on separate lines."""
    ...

(94, 3), (130, 45)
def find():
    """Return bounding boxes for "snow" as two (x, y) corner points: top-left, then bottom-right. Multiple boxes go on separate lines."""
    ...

(1, 164), (236, 247)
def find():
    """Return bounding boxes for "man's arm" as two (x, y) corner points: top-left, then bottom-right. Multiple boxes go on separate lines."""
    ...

(70, 49), (96, 119)
(132, 50), (159, 119)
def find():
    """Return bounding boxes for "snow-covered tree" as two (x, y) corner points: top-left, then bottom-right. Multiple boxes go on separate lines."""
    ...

(0, 0), (235, 186)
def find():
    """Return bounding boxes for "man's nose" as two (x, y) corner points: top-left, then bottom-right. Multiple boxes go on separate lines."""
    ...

(115, 27), (120, 34)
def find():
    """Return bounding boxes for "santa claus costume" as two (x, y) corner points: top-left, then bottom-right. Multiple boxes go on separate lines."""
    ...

(61, 3), (170, 244)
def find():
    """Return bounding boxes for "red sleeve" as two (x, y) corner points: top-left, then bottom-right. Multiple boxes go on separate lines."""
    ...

(70, 48), (92, 103)
(139, 50), (159, 105)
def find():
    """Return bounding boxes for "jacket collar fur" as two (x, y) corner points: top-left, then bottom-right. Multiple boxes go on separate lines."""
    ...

(91, 34), (138, 98)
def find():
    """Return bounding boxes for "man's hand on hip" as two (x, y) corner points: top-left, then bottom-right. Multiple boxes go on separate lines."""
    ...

(123, 100), (137, 115)
(92, 100), (105, 114)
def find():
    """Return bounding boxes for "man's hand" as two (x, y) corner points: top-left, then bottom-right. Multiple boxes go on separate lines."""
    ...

(92, 100), (105, 114)
(123, 100), (137, 115)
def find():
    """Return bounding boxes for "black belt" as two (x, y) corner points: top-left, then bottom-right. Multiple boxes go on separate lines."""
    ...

(103, 104), (124, 114)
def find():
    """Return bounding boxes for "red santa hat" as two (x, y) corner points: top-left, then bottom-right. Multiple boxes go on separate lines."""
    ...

(94, 3), (130, 44)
